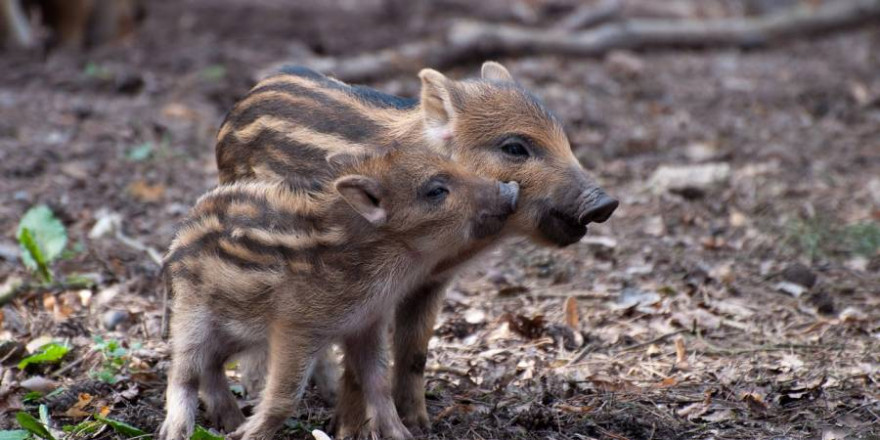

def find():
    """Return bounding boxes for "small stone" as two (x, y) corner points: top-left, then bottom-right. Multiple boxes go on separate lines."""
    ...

(103, 310), (130, 331)
(605, 50), (645, 78)
(776, 281), (806, 298)
(648, 163), (731, 197)
(781, 263), (817, 288)
(485, 269), (509, 286)
(580, 236), (618, 249)
(684, 142), (719, 162)
(464, 309), (487, 325)
(20, 376), (59, 393)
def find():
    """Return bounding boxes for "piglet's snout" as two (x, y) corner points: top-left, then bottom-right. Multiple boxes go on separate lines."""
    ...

(472, 181), (519, 239)
(498, 181), (519, 214)
(577, 189), (618, 225)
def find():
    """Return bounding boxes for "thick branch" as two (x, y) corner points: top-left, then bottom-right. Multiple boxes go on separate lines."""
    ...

(269, 0), (880, 83)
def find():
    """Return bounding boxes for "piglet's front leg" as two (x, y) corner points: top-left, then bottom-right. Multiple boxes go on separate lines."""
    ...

(343, 320), (412, 440)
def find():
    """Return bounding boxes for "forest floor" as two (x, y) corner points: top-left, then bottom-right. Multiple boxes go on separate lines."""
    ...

(0, 1), (879, 439)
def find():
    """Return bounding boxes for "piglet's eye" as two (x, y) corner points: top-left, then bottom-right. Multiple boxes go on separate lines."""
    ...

(500, 138), (530, 158)
(426, 186), (449, 200)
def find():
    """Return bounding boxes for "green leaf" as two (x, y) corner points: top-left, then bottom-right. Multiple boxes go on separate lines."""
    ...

(43, 387), (64, 400)
(38, 405), (50, 430)
(0, 430), (31, 440)
(17, 205), (67, 282)
(18, 229), (50, 283)
(18, 344), (70, 370)
(190, 425), (224, 440)
(94, 415), (149, 438)
(202, 65), (226, 82)
(15, 412), (54, 440)
(62, 420), (102, 435)
(127, 142), (154, 162)
(90, 368), (119, 384)
(22, 391), (42, 403)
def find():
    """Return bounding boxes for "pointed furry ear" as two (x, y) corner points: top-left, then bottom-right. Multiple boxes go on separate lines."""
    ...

(335, 175), (387, 226)
(481, 61), (513, 82)
(418, 68), (455, 144)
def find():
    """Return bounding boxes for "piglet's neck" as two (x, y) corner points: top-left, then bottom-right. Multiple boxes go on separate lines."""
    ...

(321, 197), (427, 280)
(390, 109), (451, 154)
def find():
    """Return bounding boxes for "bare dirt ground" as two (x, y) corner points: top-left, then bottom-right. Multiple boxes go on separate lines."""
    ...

(0, 1), (879, 439)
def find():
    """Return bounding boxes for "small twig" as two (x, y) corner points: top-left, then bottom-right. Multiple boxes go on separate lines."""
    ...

(51, 352), (93, 378)
(530, 289), (615, 300)
(596, 427), (631, 440)
(694, 327), (841, 355)
(565, 344), (596, 367)
(427, 364), (471, 378)
(614, 329), (689, 354)
(114, 230), (163, 266)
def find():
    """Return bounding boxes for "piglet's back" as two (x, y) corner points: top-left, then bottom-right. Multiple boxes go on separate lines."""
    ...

(164, 183), (346, 315)
(215, 66), (417, 190)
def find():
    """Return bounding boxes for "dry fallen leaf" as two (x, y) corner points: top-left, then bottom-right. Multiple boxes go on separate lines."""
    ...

(64, 393), (93, 419)
(563, 296), (579, 329)
(658, 377), (677, 388)
(675, 337), (687, 364)
(556, 403), (594, 413)
(741, 392), (769, 415)
(128, 180), (166, 202)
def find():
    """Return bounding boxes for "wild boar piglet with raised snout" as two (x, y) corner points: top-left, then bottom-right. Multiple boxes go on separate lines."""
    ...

(158, 148), (519, 440)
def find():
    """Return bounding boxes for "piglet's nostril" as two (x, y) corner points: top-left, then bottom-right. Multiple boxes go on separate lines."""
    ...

(580, 194), (619, 224)
(498, 181), (519, 211)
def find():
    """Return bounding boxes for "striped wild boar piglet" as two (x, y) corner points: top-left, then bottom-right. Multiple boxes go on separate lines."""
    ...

(216, 61), (618, 433)
(158, 148), (519, 440)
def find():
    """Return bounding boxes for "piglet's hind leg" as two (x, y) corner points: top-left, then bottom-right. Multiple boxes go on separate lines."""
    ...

(230, 325), (322, 440)
(343, 321), (412, 440)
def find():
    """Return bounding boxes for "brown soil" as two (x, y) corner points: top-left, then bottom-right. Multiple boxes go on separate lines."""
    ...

(1, 1), (878, 439)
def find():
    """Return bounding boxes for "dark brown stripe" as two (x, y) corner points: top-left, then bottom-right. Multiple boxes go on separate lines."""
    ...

(235, 83), (377, 142)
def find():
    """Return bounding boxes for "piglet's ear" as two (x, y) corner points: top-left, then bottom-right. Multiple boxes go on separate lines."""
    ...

(418, 68), (456, 145)
(335, 175), (387, 226)
(481, 61), (514, 82)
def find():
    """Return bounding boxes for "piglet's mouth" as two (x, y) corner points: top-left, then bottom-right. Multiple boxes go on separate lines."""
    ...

(538, 209), (588, 247)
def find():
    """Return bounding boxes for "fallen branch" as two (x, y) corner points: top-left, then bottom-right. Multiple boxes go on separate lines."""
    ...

(557, 0), (623, 31)
(274, 0), (880, 82)
(114, 230), (163, 267)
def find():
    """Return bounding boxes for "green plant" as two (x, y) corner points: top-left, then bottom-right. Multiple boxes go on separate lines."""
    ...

(17, 205), (67, 284)
(126, 142), (154, 162)
(844, 222), (880, 257)
(15, 407), (54, 440)
(190, 426), (224, 440)
(18, 343), (70, 370)
(785, 217), (880, 260)
(90, 337), (140, 384)
(94, 415), (148, 438)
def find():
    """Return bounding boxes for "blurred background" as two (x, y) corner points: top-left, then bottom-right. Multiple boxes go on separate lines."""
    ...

(0, 1), (878, 439)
